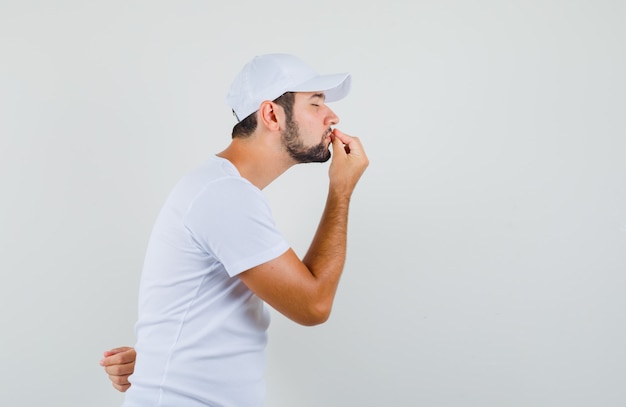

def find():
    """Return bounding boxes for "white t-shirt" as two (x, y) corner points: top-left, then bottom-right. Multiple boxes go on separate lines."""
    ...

(122, 156), (290, 407)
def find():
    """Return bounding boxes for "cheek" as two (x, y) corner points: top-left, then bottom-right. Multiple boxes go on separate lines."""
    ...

(294, 110), (327, 135)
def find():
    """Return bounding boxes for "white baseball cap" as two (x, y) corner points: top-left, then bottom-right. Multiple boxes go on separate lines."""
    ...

(225, 53), (351, 122)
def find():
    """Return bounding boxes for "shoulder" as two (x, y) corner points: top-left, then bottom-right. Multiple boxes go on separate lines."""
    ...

(182, 161), (271, 226)
(173, 156), (263, 207)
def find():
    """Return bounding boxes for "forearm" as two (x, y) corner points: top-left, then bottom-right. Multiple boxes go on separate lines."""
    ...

(302, 188), (351, 308)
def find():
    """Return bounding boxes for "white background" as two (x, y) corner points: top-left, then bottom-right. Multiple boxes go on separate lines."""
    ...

(1, 1), (625, 406)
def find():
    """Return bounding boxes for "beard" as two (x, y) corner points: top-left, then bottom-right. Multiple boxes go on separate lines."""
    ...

(281, 117), (332, 164)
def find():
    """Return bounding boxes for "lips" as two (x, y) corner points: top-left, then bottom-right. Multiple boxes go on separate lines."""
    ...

(324, 128), (333, 140)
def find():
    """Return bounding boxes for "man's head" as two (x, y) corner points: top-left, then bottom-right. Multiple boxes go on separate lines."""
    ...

(277, 91), (337, 163)
(226, 53), (351, 129)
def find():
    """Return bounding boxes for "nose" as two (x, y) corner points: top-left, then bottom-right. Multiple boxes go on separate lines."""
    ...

(325, 106), (340, 126)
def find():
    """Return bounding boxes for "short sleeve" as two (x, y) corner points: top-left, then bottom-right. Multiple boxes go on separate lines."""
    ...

(183, 177), (290, 277)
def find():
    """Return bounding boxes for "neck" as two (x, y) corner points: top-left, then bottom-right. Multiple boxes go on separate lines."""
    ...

(217, 134), (295, 190)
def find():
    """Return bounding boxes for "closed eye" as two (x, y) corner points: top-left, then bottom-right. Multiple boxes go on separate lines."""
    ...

(308, 93), (326, 107)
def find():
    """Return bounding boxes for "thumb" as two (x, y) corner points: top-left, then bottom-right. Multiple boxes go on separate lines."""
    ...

(100, 346), (134, 365)
(103, 346), (132, 357)
(331, 129), (350, 154)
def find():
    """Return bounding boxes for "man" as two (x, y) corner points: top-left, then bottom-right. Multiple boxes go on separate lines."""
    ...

(100, 53), (368, 406)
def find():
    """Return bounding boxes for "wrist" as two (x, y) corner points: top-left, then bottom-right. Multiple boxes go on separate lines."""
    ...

(326, 189), (352, 212)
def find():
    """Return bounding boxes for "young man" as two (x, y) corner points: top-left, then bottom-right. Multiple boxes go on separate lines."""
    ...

(100, 53), (368, 406)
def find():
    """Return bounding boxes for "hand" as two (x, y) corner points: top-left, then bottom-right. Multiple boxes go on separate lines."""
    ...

(329, 129), (369, 196)
(99, 346), (136, 392)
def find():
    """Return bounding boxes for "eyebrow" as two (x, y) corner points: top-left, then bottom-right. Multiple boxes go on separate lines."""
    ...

(309, 93), (326, 101)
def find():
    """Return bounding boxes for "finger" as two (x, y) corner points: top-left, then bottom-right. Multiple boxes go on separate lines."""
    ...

(109, 373), (132, 386)
(102, 346), (131, 363)
(333, 129), (366, 156)
(105, 362), (135, 376)
(101, 348), (136, 366)
(331, 131), (344, 147)
(112, 381), (131, 392)
(330, 133), (349, 155)
(103, 346), (133, 357)
(331, 128), (353, 144)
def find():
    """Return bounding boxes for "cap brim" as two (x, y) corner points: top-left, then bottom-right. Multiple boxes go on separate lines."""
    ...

(289, 73), (351, 103)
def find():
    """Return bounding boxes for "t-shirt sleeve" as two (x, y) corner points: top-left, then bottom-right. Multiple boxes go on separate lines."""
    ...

(183, 177), (290, 277)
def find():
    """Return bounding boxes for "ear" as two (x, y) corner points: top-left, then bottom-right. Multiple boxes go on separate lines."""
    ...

(258, 101), (281, 131)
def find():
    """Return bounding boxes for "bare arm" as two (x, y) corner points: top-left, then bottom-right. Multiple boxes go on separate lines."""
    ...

(238, 129), (368, 325)
(100, 347), (136, 392)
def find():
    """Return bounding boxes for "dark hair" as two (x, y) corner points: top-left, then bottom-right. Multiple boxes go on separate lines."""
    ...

(231, 92), (295, 138)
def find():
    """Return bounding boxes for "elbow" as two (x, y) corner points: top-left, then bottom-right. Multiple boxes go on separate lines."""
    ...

(296, 300), (332, 326)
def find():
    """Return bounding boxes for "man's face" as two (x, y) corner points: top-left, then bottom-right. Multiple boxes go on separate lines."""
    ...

(281, 92), (339, 164)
